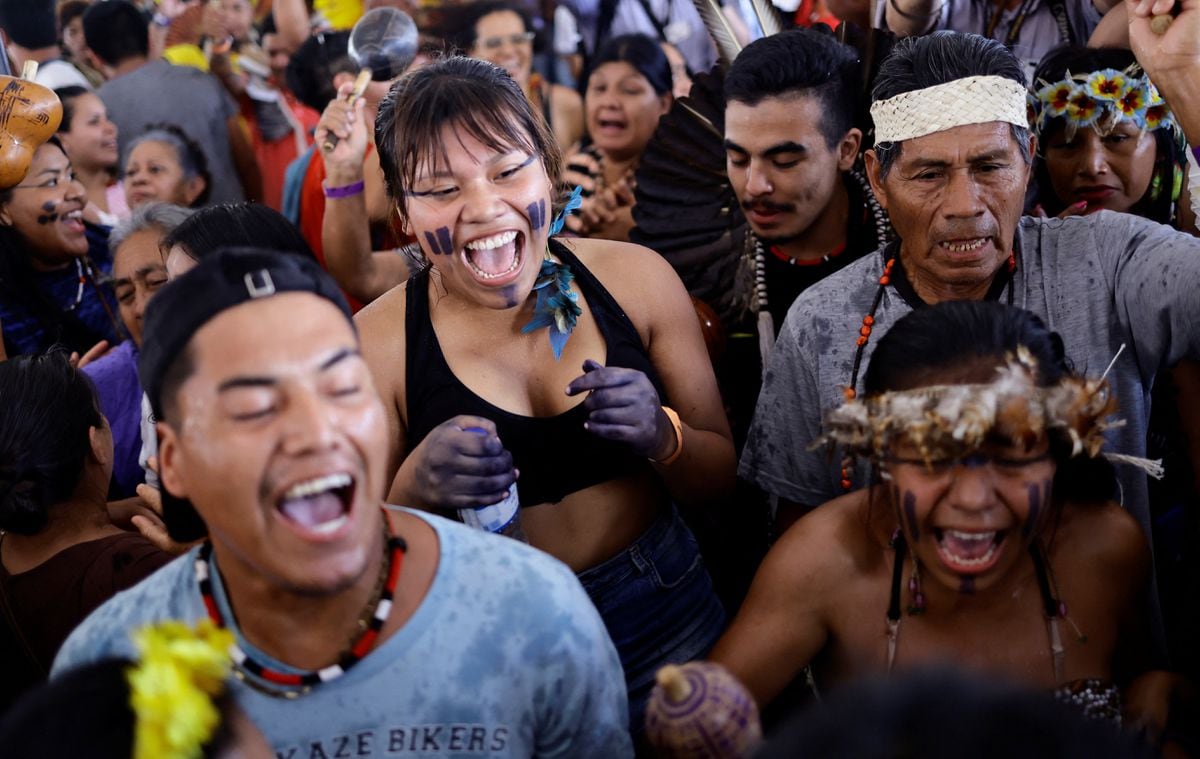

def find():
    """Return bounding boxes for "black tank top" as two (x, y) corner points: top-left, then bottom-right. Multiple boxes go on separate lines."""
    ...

(404, 240), (668, 507)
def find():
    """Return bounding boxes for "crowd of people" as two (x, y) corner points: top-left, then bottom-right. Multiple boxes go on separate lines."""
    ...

(0, 0), (1199, 754)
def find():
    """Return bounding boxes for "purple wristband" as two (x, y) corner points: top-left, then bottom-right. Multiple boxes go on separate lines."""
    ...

(323, 180), (365, 199)
(1193, 145), (1200, 165)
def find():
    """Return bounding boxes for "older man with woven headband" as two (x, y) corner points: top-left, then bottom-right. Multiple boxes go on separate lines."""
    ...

(740, 22), (1200, 641)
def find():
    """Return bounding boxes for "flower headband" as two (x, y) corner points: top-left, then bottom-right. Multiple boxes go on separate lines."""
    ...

(814, 347), (1161, 477)
(127, 620), (235, 759)
(1029, 64), (1181, 142)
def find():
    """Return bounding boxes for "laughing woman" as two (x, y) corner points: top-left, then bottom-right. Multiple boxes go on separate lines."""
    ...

(349, 56), (732, 735)
(0, 138), (122, 358)
(711, 301), (1180, 733)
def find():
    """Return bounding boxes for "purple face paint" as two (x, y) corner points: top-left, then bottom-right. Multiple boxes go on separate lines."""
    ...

(959, 576), (976, 594)
(423, 227), (454, 256)
(526, 199), (546, 231)
(903, 490), (919, 541)
(37, 200), (58, 225)
(1023, 482), (1042, 539)
(501, 285), (518, 307)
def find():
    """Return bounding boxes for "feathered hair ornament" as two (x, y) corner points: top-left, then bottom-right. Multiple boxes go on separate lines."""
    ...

(814, 346), (1163, 478)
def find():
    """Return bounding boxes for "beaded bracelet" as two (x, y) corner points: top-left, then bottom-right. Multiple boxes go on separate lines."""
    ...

(323, 179), (365, 199)
(650, 406), (684, 466)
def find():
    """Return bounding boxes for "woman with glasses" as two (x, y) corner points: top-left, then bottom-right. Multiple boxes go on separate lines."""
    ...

(0, 138), (122, 359)
(451, 0), (584, 152)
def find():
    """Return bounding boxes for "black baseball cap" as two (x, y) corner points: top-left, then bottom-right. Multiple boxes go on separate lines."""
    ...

(138, 247), (353, 542)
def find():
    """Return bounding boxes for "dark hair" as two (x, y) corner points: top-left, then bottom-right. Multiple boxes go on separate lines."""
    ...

(125, 123), (212, 207)
(0, 137), (112, 356)
(0, 0), (58, 49)
(448, 0), (535, 53)
(0, 657), (237, 758)
(865, 301), (1117, 502)
(53, 86), (93, 133)
(160, 202), (317, 263)
(285, 31), (354, 113)
(758, 668), (1152, 759)
(586, 33), (673, 97)
(871, 32), (1031, 177)
(376, 55), (563, 230)
(0, 350), (103, 535)
(58, 0), (90, 34)
(1030, 45), (1182, 225)
(82, 0), (149, 67)
(724, 28), (860, 150)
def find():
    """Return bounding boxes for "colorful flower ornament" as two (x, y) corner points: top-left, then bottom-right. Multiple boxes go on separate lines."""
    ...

(1030, 64), (1182, 139)
(127, 620), (235, 759)
(522, 186), (585, 359)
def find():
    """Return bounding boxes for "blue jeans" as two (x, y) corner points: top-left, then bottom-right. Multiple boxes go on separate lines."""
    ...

(577, 506), (727, 737)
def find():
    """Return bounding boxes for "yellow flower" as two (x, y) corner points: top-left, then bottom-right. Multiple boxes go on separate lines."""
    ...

(1067, 90), (1100, 127)
(1085, 69), (1126, 102)
(1037, 81), (1075, 117)
(1144, 103), (1169, 130)
(127, 620), (234, 759)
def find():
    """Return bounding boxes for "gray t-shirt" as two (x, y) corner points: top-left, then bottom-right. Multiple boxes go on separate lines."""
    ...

(54, 509), (633, 758)
(98, 59), (244, 205)
(740, 211), (1200, 547)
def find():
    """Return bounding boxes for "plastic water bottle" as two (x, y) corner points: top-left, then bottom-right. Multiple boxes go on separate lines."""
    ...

(458, 427), (526, 542)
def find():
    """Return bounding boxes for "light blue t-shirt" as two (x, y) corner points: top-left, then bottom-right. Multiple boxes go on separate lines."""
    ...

(54, 509), (633, 758)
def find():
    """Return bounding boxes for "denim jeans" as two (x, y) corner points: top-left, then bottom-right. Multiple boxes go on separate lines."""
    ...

(577, 506), (727, 737)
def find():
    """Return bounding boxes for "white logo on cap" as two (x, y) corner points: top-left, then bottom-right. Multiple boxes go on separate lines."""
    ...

(244, 270), (276, 298)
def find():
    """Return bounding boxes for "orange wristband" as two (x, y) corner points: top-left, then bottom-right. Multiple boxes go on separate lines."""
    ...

(650, 406), (684, 466)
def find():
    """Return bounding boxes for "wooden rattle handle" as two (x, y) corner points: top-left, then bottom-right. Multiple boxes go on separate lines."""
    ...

(322, 68), (373, 153)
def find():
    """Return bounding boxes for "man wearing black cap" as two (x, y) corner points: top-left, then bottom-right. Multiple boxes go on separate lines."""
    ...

(52, 248), (633, 757)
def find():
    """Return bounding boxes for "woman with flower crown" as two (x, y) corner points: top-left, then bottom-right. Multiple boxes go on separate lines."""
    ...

(711, 301), (1187, 740)
(1028, 45), (1195, 233)
(342, 55), (732, 737)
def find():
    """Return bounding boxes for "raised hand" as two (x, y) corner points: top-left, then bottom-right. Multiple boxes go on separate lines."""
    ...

(1128, 0), (1200, 80)
(407, 416), (518, 511)
(315, 82), (369, 179)
(566, 359), (677, 460)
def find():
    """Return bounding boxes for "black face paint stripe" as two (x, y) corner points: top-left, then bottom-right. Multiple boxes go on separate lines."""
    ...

(424, 231), (441, 255)
(37, 214), (58, 225)
(1023, 482), (1042, 539)
(959, 576), (976, 594)
(903, 490), (920, 541)
(436, 227), (453, 256)
(527, 199), (546, 230)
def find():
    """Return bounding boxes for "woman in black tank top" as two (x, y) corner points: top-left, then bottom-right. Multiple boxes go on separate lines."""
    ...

(357, 56), (734, 740)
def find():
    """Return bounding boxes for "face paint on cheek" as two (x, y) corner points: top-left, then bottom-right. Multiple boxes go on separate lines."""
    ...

(1023, 481), (1042, 539)
(423, 226), (454, 256)
(526, 199), (546, 231)
(902, 490), (919, 541)
(37, 200), (58, 225)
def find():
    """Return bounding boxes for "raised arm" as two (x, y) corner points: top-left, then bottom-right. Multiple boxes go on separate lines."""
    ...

(1128, 0), (1200, 145)
(319, 85), (411, 303)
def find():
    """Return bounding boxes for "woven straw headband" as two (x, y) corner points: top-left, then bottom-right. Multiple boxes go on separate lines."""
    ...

(871, 75), (1029, 143)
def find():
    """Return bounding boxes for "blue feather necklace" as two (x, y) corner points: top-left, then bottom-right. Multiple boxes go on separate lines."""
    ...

(521, 187), (584, 360)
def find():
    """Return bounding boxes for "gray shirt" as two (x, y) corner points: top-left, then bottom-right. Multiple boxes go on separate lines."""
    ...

(54, 509), (633, 758)
(561, 0), (717, 74)
(98, 59), (244, 205)
(740, 211), (1200, 548)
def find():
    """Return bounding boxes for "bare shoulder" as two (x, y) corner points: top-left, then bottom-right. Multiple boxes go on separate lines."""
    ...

(354, 277), (410, 344)
(763, 489), (880, 595)
(1055, 499), (1150, 579)
(561, 237), (684, 308)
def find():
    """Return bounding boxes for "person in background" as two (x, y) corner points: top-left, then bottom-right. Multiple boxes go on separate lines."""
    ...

(0, 351), (171, 713)
(159, 201), (318, 279)
(0, 138), (121, 359)
(83, 0), (261, 205)
(122, 125), (212, 210)
(451, 0), (585, 151)
(57, 0), (105, 89)
(55, 87), (128, 227)
(84, 203), (193, 501)
(0, 0), (91, 90)
(564, 34), (673, 242)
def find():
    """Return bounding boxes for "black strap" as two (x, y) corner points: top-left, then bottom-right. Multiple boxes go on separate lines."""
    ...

(631, 0), (671, 41)
(595, 0), (623, 54)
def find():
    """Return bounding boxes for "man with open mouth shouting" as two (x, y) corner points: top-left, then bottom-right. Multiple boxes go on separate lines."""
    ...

(51, 248), (632, 757)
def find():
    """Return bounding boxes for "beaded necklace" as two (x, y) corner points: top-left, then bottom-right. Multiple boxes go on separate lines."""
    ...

(839, 245), (1017, 491)
(195, 523), (407, 699)
(753, 168), (891, 370)
(63, 257), (87, 312)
